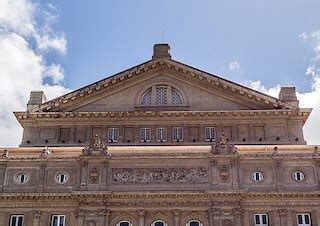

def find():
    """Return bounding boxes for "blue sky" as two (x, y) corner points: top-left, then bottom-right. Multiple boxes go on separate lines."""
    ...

(46, 0), (320, 92)
(1, 0), (320, 146)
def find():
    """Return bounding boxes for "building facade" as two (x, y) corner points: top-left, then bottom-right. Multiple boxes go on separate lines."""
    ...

(0, 44), (319, 226)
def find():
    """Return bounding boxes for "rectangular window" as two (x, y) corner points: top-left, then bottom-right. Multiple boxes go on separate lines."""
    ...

(108, 128), (118, 143)
(172, 127), (183, 142)
(297, 213), (311, 226)
(10, 215), (24, 226)
(254, 214), (268, 226)
(140, 128), (151, 142)
(205, 127), (216, 141)
(51, 215), (65, 226)
(156, 128), (167, 142)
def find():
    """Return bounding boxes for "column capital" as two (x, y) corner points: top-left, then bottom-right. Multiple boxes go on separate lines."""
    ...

(211, 208), (222, 216)
(278, 209), (287, 217)
(232, 208), (244, 216)
(32, 210), (41, 218)
(173, 209), (181, 217)
(137, 210), (146, 217)
(75, 209), (86, 218)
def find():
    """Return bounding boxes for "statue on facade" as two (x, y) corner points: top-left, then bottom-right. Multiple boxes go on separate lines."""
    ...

(211, 133), (238, 155)
(82, 134), (108, 156)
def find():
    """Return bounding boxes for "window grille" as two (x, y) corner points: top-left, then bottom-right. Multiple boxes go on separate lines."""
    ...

(156, 87), (167, 105)
(172, 127), (183, 142)
(172, 88), (183, 104)
(140, 89), (152, 105)
(205, 127), (216, 141)
(108, 128), (118, 142)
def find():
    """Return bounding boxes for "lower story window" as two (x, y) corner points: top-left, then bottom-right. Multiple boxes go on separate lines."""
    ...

(172, 127), (183, 142)
(116, 221), (132, 226)
(186, 220), (203, 226)
(151, 220), (167, 226)
(108, 128), (118, 143)
(10, 215), (24, 226)
(254, 214), (268, 226)
(297, 213), (311, 226)
(51, 215), (65, 226)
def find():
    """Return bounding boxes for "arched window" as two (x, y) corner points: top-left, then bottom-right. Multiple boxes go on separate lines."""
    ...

(172, 88), (183, 104)
(140, 88), (152, 105)
(139, 85), (184, 106)
(187, 220), (203, 226)
(116, 221), (132, 226)
(251, 171), (264, 182)
(151, 220), (167, 226)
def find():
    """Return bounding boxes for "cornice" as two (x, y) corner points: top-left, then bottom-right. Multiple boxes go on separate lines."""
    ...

(0, 191), (319, 201)
(14, 109), (311, 124)
(28, 59), (296, 113)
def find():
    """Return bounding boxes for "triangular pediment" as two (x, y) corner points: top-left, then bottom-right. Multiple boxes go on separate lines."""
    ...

(36, 58), (296, 113)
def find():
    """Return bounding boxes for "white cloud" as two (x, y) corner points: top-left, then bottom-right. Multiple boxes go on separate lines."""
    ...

(229, 61), (242, 71)
(244, 59), (320, 145)
(0, 0), (70, 147)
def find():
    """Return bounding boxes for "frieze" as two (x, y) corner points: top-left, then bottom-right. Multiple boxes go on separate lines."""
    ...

(112, 168), (208, 184)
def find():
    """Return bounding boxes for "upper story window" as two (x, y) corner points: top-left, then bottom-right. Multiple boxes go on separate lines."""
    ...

(172, 127), (183, 142)
(108, 128), (118, 143)
(252, 171), (264, 182)
(293, 170), (305, 182)
(140, 85), (184, 106)
(156, 128), (167, 142)
(156, 86), (167, 104)
(254, 214), (268, 226)
(140, 128), (151, 142)
(205, 127), (216, 142)
(55, 172), (69, 184)
(15, 172), (29, 184)
(297, 213), (311, 226)
(51, 215), (65, 226)
(10, 215), (24, 226)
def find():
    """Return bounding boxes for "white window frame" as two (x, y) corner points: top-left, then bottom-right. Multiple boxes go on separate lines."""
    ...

(108, 128), (118, 143)
(140, 128), (151, 142)
(51, 215), (65, 226)
(151, 220), (167, 226)
(186, 220), (203, 226)
(156, 128), (167, 142)
(15, 172), (29, 184)
(172, 127), (183, 142)
(205, 127), (216, 142)
(10, 215), (24, 226)
(116, 221), (132, 226)
(293, 171), (305, 182)
(297, 213), (311, 226)
(251, 171), (264, 182)
(55, 172), (69, 184)
(254, 214), (268, 226)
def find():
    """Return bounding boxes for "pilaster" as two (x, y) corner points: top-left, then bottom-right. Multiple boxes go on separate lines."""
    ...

(138, 210), (146, 226)
(32, 210), (41, 226)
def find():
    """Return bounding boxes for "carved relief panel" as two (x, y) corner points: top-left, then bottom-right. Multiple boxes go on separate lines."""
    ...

(112, 168), (208, 184)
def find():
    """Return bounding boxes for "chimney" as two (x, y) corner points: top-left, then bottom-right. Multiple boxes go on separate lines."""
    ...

(278, 87), (299, 107)
(27, 91), (47, 111)
(152, 44), (171, 59)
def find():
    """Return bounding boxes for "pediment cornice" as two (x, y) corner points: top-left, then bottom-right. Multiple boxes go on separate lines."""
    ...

(34, 59), (297, 112)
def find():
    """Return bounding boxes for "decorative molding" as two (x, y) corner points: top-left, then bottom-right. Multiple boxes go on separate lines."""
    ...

(219, 165), (230, 183)
(90, 167), (99, 184)
(82, 134), (108, 156)
(211, 133), (238, 155)
(111, 168), (208, 184)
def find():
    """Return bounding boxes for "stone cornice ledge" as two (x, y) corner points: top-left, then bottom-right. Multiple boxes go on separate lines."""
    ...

(0, 191), (320, 200)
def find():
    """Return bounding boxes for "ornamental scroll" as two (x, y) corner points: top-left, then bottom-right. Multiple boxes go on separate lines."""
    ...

(112, 168), (208, 184)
